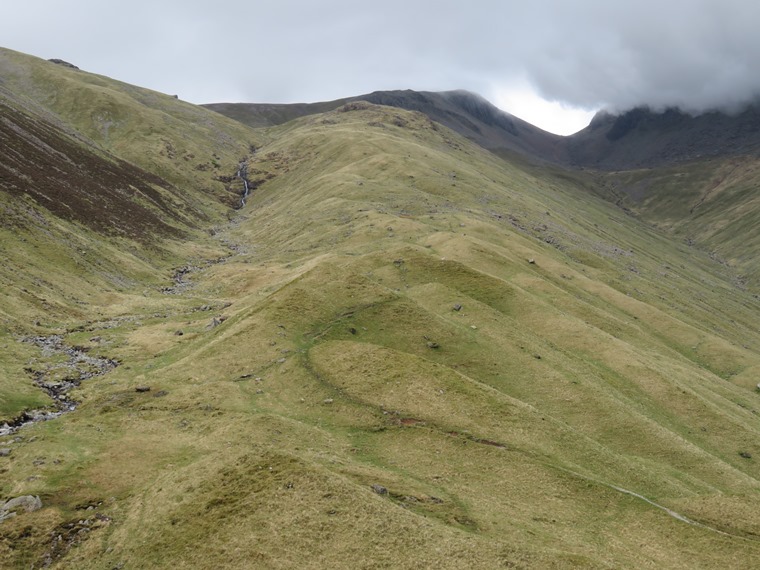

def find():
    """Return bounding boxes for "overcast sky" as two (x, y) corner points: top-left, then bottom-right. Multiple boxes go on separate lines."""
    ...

(2, 0), (759, 135)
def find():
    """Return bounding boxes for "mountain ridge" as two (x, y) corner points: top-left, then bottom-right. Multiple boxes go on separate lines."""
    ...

(205, 90), (760, 170)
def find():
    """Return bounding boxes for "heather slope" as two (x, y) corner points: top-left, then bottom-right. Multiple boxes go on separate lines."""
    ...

(0, 47), (262, 421)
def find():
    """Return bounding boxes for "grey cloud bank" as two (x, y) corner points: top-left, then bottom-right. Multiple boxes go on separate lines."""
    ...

(2, 0), (759, 115)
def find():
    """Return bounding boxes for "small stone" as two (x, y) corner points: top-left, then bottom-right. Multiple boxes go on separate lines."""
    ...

(206, 316), (226, 330)
(135, 386), (151, 393)
(323, 398), (334, 405)
(528, 258), (536, 264)
(0, 448), (10, 457)
(277, 358), (286, 364)
(533, 354), (542, 360)
(739, 451), (753, 459)
(174, 330), (184, 336)
(153, 390), (168, 398)
(452, 304), (462, 311)
(371, 484), (388, 495)
(426, 341), (440, 349)
(349, 327), (357, 335)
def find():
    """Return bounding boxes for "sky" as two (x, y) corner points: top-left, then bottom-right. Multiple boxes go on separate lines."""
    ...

(2, 1), (760, 135)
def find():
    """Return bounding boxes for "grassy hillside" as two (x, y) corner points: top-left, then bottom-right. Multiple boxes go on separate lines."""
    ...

(0, 48), (264, 423)
(0, 47), (260, 211)
(581, 155), (760, 288)
(3, 97), (760, 568)
(206, 90), (760, 292)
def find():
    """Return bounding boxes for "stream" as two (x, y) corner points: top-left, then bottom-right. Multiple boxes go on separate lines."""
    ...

(237, 160), (251, 208)
(0, 336), (119, 436)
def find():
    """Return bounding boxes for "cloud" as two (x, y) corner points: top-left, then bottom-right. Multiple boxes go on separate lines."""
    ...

(2, 0), (760, 118)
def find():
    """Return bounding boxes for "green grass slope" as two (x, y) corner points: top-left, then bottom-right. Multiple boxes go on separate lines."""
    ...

(3, 101), (760, 568)
(0, 47), (265, 422)
(586, 155), (760, 288)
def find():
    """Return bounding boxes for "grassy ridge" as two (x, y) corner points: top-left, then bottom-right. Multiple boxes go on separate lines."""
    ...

(2, 95), (760, 567)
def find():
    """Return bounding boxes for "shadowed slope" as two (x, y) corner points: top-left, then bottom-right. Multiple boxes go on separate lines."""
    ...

(568, 104), (760, 170)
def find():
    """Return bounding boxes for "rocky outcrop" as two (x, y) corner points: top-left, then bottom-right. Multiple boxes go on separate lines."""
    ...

(47, 59), (79, 70)
(0, 495), (42, 522)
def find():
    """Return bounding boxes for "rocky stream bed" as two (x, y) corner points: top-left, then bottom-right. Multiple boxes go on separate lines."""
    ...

(0, 336), (119, 436)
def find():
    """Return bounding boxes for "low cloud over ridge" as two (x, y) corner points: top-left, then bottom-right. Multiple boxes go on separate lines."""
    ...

(2, 1), (759, 115)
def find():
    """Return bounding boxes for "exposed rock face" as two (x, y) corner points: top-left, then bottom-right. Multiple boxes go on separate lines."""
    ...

(566, 103), (760, 169)
(47, 58), (79, 70)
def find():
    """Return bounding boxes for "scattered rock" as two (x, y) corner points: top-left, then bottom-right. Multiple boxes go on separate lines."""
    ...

(153, 390), (168, 398)
(426, 341), (440, 349)
(0, 448), (10, 457)
(452, 304), (462, 311)
(90, 336), (102, 343)
(739, 451), (753, 459)
(207, 317), (224, 330)
(174, 330), (184, 336)
(349, 327), (357, 335)
(277, 358), (286, 364)
(533, 354), (542, 360)
(323, 398), (334, 405)
(528, 258), (536, 264)
(371, 484), (388, 495)
(135, 386), (151, 393)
